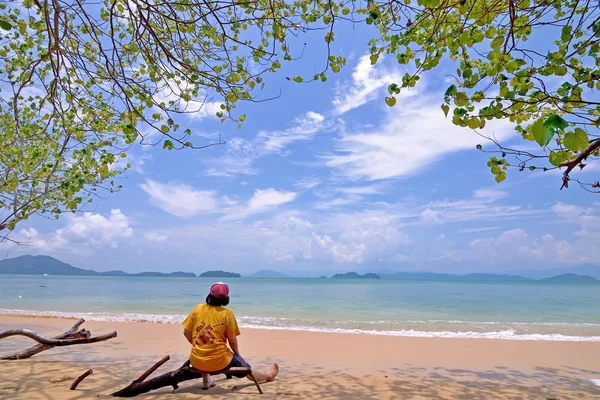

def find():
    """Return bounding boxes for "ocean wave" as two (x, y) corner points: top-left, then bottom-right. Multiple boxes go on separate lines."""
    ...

(2, 308), (600, 341)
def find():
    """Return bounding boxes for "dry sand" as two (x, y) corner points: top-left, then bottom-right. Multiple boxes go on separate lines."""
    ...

(1, 316), (599, 399)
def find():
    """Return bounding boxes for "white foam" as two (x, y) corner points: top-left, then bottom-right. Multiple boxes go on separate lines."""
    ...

(2, 309), (600, 342)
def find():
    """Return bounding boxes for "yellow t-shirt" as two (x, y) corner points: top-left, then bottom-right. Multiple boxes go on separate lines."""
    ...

(182, 304), (241, 372)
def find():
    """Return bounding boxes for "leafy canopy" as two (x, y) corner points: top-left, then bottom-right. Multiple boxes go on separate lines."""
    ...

(0, 0), (347, 235)
(368, 0), (600, 191)
(2, 0), (600, 240)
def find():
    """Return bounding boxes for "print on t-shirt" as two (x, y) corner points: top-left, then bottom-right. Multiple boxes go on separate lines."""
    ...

(194, 322), (215, 345)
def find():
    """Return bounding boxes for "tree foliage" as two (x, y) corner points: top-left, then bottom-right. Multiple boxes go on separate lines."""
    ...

(2, 0), (600, 240)
(0, 0), (346, 236)
(369, 0), (600, 191)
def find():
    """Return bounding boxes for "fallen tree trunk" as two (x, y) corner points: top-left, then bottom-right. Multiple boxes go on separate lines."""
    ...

(112, 359), (202, 397)
(0, 319), (117, 360)
(111, 358), (256, 397)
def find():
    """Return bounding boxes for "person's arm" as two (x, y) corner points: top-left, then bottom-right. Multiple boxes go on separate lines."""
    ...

(184, 329), (193, 344)
(182, 308), (196, 345)
(226, 312), (244, 360)
(228, 336), (241, 356)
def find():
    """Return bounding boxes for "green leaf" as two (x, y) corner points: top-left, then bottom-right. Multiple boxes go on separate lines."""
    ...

(563, 128), (589, 152)
(545, 114), (568, 130)
(162, 140), (174, 150)
(444, 84), (457, 96)
(385, 97), (396, 107)
(342, 7), (350, 15)
(531, 119), (554, 147)
(495, 172), (506, 183)
(293, 76), (303, 83)
(467, 118), (481, 129)
(99, 164), (109, 179)
(421, 0), (441, 7)
(370, 54), (379, 65)
(0, 20), (12, 31)
(549, 150), (568, 167)
(441, 104), (449, 117)
(454, 91), (468, 106)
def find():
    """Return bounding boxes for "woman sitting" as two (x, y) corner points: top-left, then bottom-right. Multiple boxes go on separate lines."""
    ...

(182, 282), (279, 389)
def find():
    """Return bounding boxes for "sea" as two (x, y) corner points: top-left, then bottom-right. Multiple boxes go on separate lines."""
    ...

(1, 275), (599, 341)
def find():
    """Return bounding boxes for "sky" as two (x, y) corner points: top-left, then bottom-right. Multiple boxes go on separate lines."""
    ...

(3, 21), (600, 276)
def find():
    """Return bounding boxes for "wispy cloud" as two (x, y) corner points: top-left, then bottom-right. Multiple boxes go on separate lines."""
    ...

(222, 188), (298, 220)
(206, 111), (327, 177)
(456, 226), (500, 234)
(140, 179), (217, 217)
(325, 94), (515, 181)
(332, 54), (403, 115)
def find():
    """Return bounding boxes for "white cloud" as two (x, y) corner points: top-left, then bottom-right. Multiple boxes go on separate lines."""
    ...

(332, 54), (403, 115)
(420, 188), (540, 224)
(223, 188), (297, 220)
(257, 112), (325, 152)
(153, 78), (221, 121)
(19, 228), (39, 239)
(56, 209), (133, 249)
(8, 210), (133, 251)
(456, 226), (500, 234)
(294, 177), (321, 190)
(473, 189), (509, 201)
(140, 179), (217, 217)
(552, 202), (600, 230)
(187, 102), (222, 120)
(551, 202), (584, 220)
(144, 232), (168, 242)
(336, 185), (382, 195)
(206, 111), (327, 177)
(421, 209), (442, 225)
(326, 95), (515, 181)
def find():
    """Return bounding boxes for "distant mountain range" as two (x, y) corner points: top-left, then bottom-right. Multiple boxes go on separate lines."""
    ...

(1, 255), (598, 282)
(0, 255), (199, 278)
(542, 273), (597, 282)
(505, 264), (600, 279)
(246, 269), (289, 278)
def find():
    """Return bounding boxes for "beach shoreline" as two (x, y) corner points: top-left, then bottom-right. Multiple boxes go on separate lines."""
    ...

(1, 315), (600, 399)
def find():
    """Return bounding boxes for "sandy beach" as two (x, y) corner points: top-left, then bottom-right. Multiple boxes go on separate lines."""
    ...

(0, 316), (599, 399)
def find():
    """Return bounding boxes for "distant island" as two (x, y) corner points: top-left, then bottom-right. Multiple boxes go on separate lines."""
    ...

(199, 270), (241, 278)
(0, 255), (198, 278)
(543, 273), (597, 282)
(330, 272), (381, 279)
(247, 269), (288, 278)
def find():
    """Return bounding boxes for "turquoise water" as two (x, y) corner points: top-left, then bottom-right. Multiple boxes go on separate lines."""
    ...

(1, 275), (599, 340)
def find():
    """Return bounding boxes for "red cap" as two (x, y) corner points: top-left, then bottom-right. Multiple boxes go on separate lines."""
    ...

(210, 282), (229, 298)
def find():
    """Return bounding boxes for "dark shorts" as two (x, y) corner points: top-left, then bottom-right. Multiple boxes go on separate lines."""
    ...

(225, 353), (251, 378)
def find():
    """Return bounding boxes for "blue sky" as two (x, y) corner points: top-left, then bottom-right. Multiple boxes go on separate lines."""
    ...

(5, 23), (600, 275)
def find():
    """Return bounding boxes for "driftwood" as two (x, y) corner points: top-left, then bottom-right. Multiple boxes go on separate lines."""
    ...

(70, 369), (93, 390)
(0, 318), (117, 360)
(112, 358), (262, 397)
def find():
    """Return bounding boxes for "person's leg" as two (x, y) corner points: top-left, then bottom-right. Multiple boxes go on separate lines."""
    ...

(201, 373), (216, 390)
(228, 353), (279, 382)
(245, 363), (279, 382)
